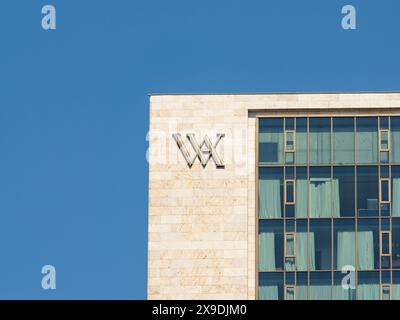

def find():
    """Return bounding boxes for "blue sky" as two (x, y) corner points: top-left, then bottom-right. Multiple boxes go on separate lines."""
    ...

(0, 0), (399, 299)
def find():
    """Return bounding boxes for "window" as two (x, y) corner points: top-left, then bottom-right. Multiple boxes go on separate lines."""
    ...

(380, 129), (390, 163)
(380, 178), (390, 204)
(259, 118), (284, 164)
(380, 231), (391, 256)
(381, 284), (391, 300)
(380, 129), (390, 151)
(333, 166), (355, 217)
(285, 285), (296, 300)
(258, 116), (400, 300)
(285, 233), (296, 258)
(285, 179), (295, 205)
(333, 117), (354, 164)
(356, 117), (378, 164)
(310, 118), (331, 165)
(357, 166), (379, 217)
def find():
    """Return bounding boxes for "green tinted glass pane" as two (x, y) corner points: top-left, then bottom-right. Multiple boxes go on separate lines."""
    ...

(333, 118), (355, 164)
(381, 130), (389, 150)
(285, 152), (294, 164)
(259, 118), (284, 164)
(286, 287), (295, 300)
(310, 118), (331, 165)
(382, 286), (391, 300)
(381, 151), (389, 164)
(357, 118), (378, 164)
(286, 131), (294, 151)
(286, 234), (295, 256)
(296, 118), (307, 165)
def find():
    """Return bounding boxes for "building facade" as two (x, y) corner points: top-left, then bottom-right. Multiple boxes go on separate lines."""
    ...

(148, 93), (400, 300)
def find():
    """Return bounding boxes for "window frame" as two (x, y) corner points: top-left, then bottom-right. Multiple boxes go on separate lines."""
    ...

(380, 230), (392, 257)
(379, 129), (390, 152)
(285, 179), (296, 205)
(284, 285), (296, 300)
(284, 232), (296, 258)
(381, 284), (391, 300)
(284, 129), (296, 153)
(379, 178), (391, 205)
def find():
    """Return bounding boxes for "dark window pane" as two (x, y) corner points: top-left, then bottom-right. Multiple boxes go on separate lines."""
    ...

(286, 181), (294, 203)
(310, 272), (332, 300)
(310, 118), (331, 165)
(333, 118), (354, 164)
(334, 271), (356, 300)
(356, 117), (378, 164)
(381, 232), (390, 256)
(357, 272), (380, 300)
(357, 166), (379, 217)
(357, 219), (379, 270)
(259, 273), (284, 300)
(285, 118), (295, 130)
(333, 167), (355, 217)
(380, 117), (389, 129)
(381, 179), (389, 203)
(310, 220), (332, 270)
(259, 118), (284, 164)
(296, 272), (308, 300)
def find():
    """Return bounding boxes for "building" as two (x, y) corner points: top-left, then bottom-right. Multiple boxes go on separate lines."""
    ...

(147, 92), (400, 300)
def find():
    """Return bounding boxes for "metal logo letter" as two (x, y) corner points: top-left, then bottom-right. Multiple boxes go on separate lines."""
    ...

(172, 133), (225, 168)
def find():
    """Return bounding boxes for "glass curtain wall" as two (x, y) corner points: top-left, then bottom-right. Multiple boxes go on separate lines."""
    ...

(258, 116), (400, 300)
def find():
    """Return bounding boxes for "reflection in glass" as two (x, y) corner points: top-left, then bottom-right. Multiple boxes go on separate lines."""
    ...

(310, 118), (331, 165)
(357, 117), (378, 164)
(259, 118), (284, 164)
(333, 117), (354, 164)
(357, 166), (379, 217)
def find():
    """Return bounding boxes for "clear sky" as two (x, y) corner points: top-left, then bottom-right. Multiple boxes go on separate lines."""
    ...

(0, 0), (399, 299)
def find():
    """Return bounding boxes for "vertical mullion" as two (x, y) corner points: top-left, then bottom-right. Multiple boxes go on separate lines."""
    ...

(379, 117), (382, 292)
(389, 116), (393, 294)
(330, 117), (334, 297)
(283, 117), (286, 299)
(307, 117), (310, 300)
(354, 116), (358, 299)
